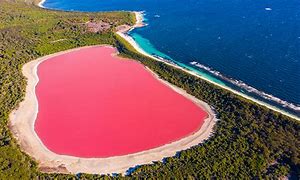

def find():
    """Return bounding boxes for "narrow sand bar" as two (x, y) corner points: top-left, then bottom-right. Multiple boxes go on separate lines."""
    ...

(9, 45), (216, 174)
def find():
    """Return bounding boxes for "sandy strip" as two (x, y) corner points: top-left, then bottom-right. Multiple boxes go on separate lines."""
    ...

(9, 45), (216, 175)
(117, 12), (300, 121)
(37, 0), (46, 8)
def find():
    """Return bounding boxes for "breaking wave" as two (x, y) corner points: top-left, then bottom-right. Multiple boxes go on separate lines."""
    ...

(190, 61), (300, 113)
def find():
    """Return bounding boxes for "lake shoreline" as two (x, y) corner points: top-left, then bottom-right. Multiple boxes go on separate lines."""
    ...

(9, 45), (217, 174)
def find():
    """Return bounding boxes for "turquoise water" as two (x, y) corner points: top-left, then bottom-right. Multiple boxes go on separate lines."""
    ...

(130, 32), (226, 85)
(130, 32), (173, 60)
(42, 0), (300, 116)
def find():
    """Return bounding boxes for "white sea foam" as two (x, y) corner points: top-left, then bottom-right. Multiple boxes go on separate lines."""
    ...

(189, 61), (300, 112)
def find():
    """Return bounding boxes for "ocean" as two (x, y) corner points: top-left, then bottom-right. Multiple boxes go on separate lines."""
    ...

(42, 0), (300, 116)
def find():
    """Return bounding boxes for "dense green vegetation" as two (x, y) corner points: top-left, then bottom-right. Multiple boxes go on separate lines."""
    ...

(0, 1), (299, 179)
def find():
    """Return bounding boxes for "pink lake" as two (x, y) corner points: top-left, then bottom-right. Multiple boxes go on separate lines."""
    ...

(35, 46), (207, 158)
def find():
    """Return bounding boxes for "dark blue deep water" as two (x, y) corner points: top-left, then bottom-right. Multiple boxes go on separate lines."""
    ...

(42, 0), (300, 116)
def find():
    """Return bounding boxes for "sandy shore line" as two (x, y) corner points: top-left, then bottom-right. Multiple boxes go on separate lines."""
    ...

(37, 0), (46, 8)
(9, 45), (216, 175)
(117, 12), (300, 121)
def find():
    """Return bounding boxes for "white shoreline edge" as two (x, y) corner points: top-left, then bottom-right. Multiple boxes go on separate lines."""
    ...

(116, 12), (299, 121)
(37, 0), (46, 8)
(9, 45), (217, 175)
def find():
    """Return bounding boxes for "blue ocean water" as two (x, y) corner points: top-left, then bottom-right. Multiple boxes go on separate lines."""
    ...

(42, 0), (300, 115)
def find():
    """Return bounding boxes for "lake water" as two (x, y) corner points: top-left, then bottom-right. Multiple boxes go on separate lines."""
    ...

(35, 46), (206, 157)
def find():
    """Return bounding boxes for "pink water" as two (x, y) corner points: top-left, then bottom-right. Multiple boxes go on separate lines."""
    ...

(35, 46), (207, 158)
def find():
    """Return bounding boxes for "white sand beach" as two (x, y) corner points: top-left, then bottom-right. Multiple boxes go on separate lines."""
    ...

(37, 0), (46, 8)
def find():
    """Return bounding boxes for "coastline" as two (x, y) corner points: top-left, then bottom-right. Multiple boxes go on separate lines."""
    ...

(9, 45), (216, 174)
(116, 12), (300, 121)
(37, 0), (46, 8)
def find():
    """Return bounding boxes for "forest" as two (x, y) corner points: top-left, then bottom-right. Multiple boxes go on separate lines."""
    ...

(0, 0), (299, 179)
